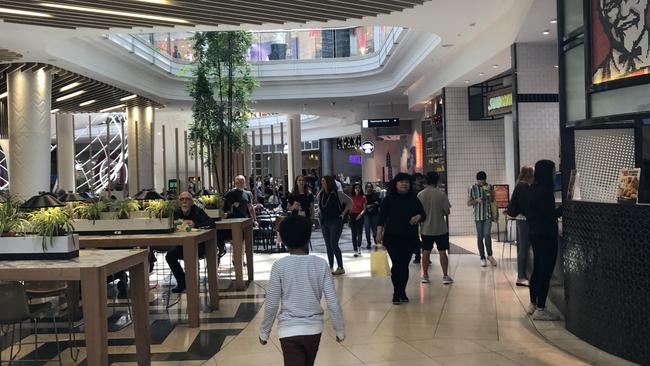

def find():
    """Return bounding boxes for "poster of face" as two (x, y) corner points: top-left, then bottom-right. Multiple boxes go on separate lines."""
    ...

(592, 0), (650, 84)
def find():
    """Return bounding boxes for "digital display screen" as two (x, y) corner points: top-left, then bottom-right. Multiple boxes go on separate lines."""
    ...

(363, 118), (400, 128)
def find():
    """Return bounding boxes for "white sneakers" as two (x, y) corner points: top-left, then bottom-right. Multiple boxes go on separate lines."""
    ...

(480, 259), (487, 267)
(421, 275), (430, 284)
(442, 275), (454, 285)
(527, 302), (537, 315)
(532, 308), (560, 321)
(487, 256), (497, 266)
(332, 268), (345, 276)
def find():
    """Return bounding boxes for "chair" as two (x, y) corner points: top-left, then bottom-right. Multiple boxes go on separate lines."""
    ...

(0, 282), (64, 365)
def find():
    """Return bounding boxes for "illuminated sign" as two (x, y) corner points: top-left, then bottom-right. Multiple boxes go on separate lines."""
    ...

(361, 141), (374, 154)
(362, 118), (400, 128)
(487, 89), (513, 116)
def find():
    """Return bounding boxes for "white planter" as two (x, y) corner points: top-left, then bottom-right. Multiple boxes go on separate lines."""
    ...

(73, 217), (173, 235)
(204, 209), (223, 219)
(0, 234), (79, 260)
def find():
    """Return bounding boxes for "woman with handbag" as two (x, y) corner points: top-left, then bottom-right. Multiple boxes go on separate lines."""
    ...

(318, 175), (352, 275)
(376, 173), (426, 304)
(363, 183), (381, 249)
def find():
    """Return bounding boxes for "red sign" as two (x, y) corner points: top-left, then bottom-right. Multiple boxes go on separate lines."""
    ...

(493, 184), (510, 209)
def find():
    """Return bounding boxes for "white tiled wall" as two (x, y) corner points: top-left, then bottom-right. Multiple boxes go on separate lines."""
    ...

(516, 43), (559, 94)
(444, 88), (506, 235)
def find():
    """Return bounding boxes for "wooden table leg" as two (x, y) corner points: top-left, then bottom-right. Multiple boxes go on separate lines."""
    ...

(129, 261), (151, 366)
(205, 234), (220, 310)
(183, 241), (200, 327)
(232, 225), (245, 290)
(244, 224), (254, 283)
(80, 267), (108, 366)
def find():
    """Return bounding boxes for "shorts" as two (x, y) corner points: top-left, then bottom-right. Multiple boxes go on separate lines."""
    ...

(421, 233), (450, 251)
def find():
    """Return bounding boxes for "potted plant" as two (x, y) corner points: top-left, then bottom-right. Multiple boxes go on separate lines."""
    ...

(145, 199), (177, 219)
(201, 195), (224, 219)
(0, 194), (29, 236)
(72, 198), (173, 235)
(73, 200), (108, 222)
(111, 198), (140, 220)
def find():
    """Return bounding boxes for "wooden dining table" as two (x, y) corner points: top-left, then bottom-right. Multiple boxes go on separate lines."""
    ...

(214, 218), (254, 290)
(78, 229), (219, 328)
(0, 249), (151, 366)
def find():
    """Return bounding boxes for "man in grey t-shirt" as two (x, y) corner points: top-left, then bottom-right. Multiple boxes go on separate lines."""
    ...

(417, 172), (453, 285)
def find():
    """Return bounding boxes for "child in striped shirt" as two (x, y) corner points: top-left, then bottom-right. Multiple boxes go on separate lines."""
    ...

(259, 214), (345, 366)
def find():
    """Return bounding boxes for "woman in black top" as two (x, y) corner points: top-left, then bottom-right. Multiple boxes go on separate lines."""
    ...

(506, 166), (534, 286)
(363, 183), (381, 249)
(376, 173), (426, 304)
(526, 160), (562, 321)
(288, 175), (315, 220)
(318, 175), (352, 275)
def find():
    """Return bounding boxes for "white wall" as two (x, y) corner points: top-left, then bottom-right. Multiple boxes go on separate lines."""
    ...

(444, 87), (506, 235)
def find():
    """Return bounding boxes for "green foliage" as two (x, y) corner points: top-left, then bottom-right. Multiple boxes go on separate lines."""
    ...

(111, 198), (140, 219)
(144, 199), (178, 219)
(28, 207), (73, 251)
(0, 194), (28, 235)
(73, 201), (108, 221)
(201, 195), (224, 209)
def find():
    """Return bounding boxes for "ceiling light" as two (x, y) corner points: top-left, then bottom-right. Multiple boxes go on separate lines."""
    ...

(135, 0), (172, 3)
(0, 7), (52, 17)
(79, 100), (96, 106)
(60, 82), (80, 92)
(550, 19), (557, 24)
(56, 90), (85, 102)
(554, 65), (559, 68)
(50, 109), (60, 113)
(464, 80), (470, 84)
(492, 64), (499, 69)
(120, 94), (137, 101)
(100, 104), (125, 113)
(542, 30), (551, 35)
(40, 3), (188, 23)
(0, 92), (7, 99)
(479, 72), (485, 76)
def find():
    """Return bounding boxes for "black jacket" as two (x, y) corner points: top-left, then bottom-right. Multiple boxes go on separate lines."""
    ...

(507, 183), (532, 218)
(378, 192), (426, 241)
(526, 160), (562, 237)
(174, 205), (215, 229)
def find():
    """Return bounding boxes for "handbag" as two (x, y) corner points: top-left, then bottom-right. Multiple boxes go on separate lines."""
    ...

(370, 245), (391, 277)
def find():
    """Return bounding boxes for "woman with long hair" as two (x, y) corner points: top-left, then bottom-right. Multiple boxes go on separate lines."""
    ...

(349, 183), (367, 257)
(376, 173), (426, 304)
(363, 182), (381, 249)
(526, 160), (562, 321)
(318, 175), (352, 275)
(506, 166), (535, 286)
(288, 175), (315, 220)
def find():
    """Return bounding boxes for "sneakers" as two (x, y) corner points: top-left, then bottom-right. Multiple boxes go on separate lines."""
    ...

(392, 294), (401, 305)
(332, 268), (345, 276)
(527, 302), (537, 315)
(442, 275), (454, 285)
(353, 253), (359, 258)
(487, 256), (497, 266)
(480, 259), (487, 267)
(400, 294), (409, 303)
(358, 248), (362, 256)
(421, 275), (430, 284)
(516, 278), (529, 286)
(532, 308), (560, 321)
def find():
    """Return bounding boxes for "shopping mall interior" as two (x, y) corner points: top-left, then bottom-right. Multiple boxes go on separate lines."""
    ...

(0, 0), (647, 365)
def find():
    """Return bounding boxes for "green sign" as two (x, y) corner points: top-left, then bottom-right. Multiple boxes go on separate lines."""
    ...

(487, 91), (513, 116)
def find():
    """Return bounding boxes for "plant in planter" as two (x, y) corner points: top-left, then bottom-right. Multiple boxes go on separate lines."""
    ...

(28, 207), (74, 250)
(144, 199), (178, 219)
(0, 194), (28, 236)
(201, 195), (224, 209)
(73, 201), (108, 222)
(111, 198), (140, 219)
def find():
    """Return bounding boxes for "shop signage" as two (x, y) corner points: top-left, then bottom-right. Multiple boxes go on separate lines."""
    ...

(493, 184), (510, 209)
(487, 89), (513, 116)
(361, 141), (374, 154)
(363, 118), (400, 128)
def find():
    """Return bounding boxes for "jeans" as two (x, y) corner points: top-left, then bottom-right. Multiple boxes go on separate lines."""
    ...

(529, 235), (558, 309)
(475, 219), (493, 259)
(279, 333), (321, 366)
(321, 217), (344, 269)
(363, 214), (379, 247)
(165, 243), (206, 287)
(516, 220), (531, 279)
(385, 234), (416, 297)
(349, 213), (364, 251)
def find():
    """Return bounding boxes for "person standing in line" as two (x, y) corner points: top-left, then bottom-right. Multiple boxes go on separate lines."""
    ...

(259, 214), (345, 366)
(467, 171), (498, 267)
(417, 172), (453, 285)
(349, 183), (367, 257)
(318, 175), (352, 275)
(505, 166), (535, 287)
(526, 160), (562, 321)
(376, 173), (426, 305)
(363, 182), (381, 249)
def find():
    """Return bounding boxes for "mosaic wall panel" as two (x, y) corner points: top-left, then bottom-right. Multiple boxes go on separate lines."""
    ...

(563, 201), (650, 365)
(574, 129), (635, 203)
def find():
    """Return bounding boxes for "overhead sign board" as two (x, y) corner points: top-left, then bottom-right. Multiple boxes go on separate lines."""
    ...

(363, 118), (400, 128)
(487, 89), (513, 116)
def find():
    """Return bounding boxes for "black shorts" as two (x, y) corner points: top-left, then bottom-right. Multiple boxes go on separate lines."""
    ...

(421, 234), (450, 251)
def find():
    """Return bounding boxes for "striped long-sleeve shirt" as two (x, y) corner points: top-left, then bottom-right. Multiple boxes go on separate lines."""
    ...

(259, 255), (345, 341)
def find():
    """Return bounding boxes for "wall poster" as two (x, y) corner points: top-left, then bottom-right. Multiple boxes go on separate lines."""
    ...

(493, 184), (510, 209)
(617, 168), (641, 203)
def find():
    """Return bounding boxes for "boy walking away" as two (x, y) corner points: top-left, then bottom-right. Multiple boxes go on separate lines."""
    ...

(467, 171), (497, 267)
(259, 214), (346, 366)
(417, 172), (453, 285)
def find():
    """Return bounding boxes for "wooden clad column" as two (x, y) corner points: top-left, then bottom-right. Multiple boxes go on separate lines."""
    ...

(134, 120), (139, 192)
(259, 127), (264, 178)
(251, 130), (256, 188)
(184, 130), (189, 193)
(280, 123), (286, 188)
(106, 118), (111, 196)
(194, 139), (199, 189)
(175, 128), (180, 192)
(270, 124), (275, 181)
(162, 126), (167, 192)
(200, 141), (205, 190)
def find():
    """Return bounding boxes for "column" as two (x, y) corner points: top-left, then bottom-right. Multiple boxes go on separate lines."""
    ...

(126, 106), (154, 195)
(361, 127), (376, 183)
(503, 114), (516, 190)
(56, 113), (76, 192)
(320, 138), (334, 176)
(287, 114), (301, 192)
(7, 68), (52, 198)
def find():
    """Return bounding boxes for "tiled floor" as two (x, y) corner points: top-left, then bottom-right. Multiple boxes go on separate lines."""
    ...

(0, 232), (638, 365)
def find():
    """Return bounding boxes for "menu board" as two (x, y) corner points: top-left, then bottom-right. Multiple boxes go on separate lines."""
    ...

(493, 184), (510, 209)
(617, 168), (641, 204)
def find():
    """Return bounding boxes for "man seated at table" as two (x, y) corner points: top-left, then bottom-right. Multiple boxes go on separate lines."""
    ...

(166, 191), (216, 293)
(219, 175), (258, 256)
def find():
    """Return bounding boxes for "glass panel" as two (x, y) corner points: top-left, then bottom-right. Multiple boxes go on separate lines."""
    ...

(152, 33), (170, 56)
(170, 32), (194, 62)
(591, 82), (650, 117)
(564, 0), (584, 35)
(565, 44), (586, 122)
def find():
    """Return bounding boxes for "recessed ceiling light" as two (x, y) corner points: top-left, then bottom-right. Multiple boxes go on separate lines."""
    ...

(550, 19), (557, 24)
(40, 3), (188, 23)
(50, 109), (60, 113)
(479, 72), (485, 76)
(79, 100), (96, 106)
(464, 80), (470, 84)
(120, 94), (137, 101)
(441, 44), (454, 48)
(0, 92), (7, 99)
(60, 82), (80, 92)
(56, 90), (85, 102)
(492, 64), (499, 69)
(554, 65), (559, 68)
(0, 7), (52, 17)
(100, 104), (126, 113)
(542, 30), (551, 35)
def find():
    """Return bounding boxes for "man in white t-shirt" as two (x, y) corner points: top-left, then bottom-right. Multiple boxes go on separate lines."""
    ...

(417, 172), (453, 285)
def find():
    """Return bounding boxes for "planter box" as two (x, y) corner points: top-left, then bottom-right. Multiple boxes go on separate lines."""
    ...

(204, 209), (223, 221)
(73, 217), (173, 235)
(0, 234), (79, 260)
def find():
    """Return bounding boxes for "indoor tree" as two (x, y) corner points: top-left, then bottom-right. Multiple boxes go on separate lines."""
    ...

(188, 31), (256, 193)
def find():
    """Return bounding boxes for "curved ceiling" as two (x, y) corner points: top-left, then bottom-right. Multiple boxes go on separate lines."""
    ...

(0, 0), (426, 29)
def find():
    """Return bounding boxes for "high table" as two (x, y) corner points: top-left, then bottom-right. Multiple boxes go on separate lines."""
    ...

(0, 249), (151, 366)
(79, 229), (218, 328)
(215, 218), (253, 290)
